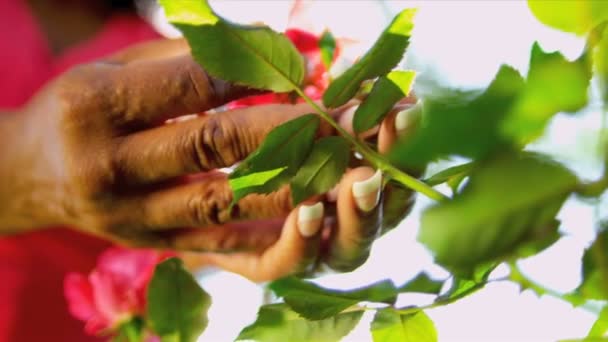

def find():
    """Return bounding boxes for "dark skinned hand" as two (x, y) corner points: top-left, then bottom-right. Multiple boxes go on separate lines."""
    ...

(0, 39), (418, 282)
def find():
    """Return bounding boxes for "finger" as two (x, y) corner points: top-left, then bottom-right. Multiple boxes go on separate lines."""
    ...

(114, 103), (335, 184)
(166, 219), (284, 252)
(104, 53), (256, 129)
(196, 202), (325, 282)
(338, 105), (379, 139)
(381, 182), (416, 235)
(101, 39), (189, 64)
(377, 102), (421, 235)
(105, 219), (284, 253)
(378, 103), (420, 154)
(133, 172), (293, 230)
(324, 167), (383, 272)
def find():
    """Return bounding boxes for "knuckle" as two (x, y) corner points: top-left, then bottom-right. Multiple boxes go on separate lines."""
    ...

(56, 64), (119, 136)
(57, 64), (110, 115)
(193, 116), (240, 169)
(186, 182), (233, 225)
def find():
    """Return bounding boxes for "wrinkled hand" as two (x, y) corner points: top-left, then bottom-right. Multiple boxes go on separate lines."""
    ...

(0, 39), (418, 282)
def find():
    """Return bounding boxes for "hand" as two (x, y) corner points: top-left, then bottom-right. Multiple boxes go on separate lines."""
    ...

(0, 38), (311, 242)
(191, 102), (421, 281)
(0, 38), (418, 281)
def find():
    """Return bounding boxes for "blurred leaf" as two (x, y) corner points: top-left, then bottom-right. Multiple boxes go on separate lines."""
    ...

(397, 272), (444, 295)
(502, 42), (591, 142)
(290, 136), (350, 205)
(577, 225), (608, 300)
(588, 306), (608, 338)
(389, 65), (524, 169)
(419, 153), (577, 272)
(323, 9), (416, 108)
(319, 30), (337, 70)
(509, 263), (589, 307)
(236, 304), (363, 342)
(440, 263), (496, 301)
(229, 115), (319, 202)
(353, 70), (416, 133)
(371, 309), (437, 342)
(424, 162), (474, 187)
(147, 258), (211, 342)
(592, 23), (608, 103)
(114, 318), (144, 342)
(269, 276), (401, 320)
(528, 1), (608, 35)
(160, 0), (304, 92)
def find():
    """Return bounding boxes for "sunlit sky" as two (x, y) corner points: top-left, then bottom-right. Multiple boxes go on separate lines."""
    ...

(150, 1), (608, 341)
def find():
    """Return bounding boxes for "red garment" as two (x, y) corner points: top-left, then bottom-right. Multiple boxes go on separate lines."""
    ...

(0, 2), (159, 341)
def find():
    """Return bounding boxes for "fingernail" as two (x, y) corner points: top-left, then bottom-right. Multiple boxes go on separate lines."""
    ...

(298, 202), (324, 237)
(395, 103), (421, 135)
(339, 105), (358, 135)
(352, 170), (382, 212)
(395, 108), (415, 134)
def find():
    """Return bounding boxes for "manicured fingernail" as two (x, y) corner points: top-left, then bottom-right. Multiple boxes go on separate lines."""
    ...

(395, 103), (421, 135)
(395, 108), (415, 134)
(352, 170), (382, 212)
(339, 105), (359, 135)
(298, 202), (324, 237)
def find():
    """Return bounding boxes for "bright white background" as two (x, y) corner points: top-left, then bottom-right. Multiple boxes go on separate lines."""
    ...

(150, 1), (608, 341)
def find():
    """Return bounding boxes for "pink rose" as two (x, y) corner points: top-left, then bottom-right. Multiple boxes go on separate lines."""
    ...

(64, 247), (173, 337)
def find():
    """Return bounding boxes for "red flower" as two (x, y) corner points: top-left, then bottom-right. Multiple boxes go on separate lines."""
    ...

(64, 248), (173, 337)
(228, 28), (339, 109)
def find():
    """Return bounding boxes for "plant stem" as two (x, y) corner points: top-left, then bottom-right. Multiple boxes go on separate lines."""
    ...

(294, 88), (448, 202)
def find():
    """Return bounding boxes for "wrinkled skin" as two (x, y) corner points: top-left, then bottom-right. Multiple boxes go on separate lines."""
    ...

(0, 39), (417, 282)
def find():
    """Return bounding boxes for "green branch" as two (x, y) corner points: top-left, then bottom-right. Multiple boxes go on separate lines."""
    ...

(294, 88), (448, 202)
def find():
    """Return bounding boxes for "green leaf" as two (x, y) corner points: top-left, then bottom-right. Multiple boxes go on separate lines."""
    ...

(389, 65), (525, 169)
(323, 8), (417, 108)
(397, 272), (444, 295)
(229, 167), (287, 193)
(319, 30), (337, 70)
(353, 70), (416, 133)
(588, 306), (608, 338)
(419, 153), (577, 272)
(236, 304), (363, 342)
(440, 263), (496, 301)
(229, 114), (319, 202)
(160, 0), (304, 92)
(528, 1), (608, 35)
(113, 318), (144, 342)
(577, 225), (608, 300)
(371, 309), (437, 342)
(269, 276), (401, 320)
(146, 258), (211, 342)
(502, 42), (591, 142)
(424, 162), (475, 187)
(290, 136), (350, 205)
